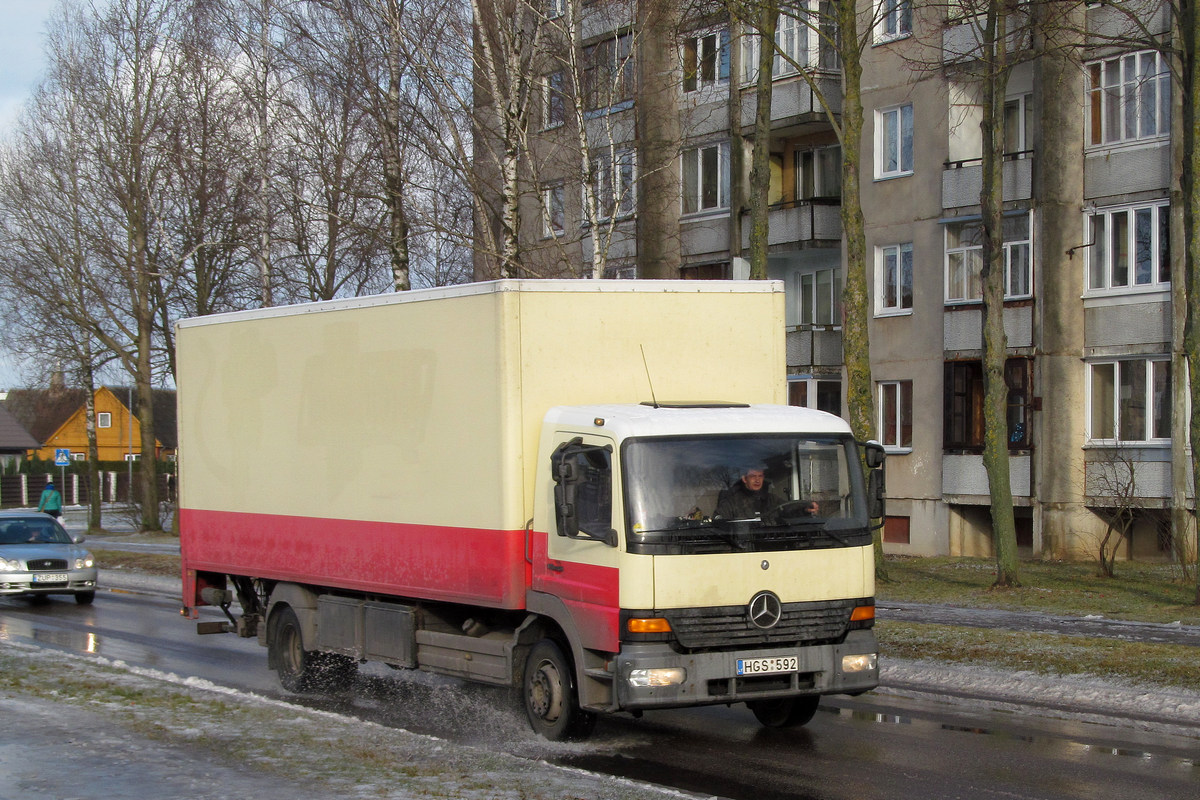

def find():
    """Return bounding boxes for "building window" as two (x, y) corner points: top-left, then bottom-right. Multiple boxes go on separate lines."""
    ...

(1005, 94), (1033, 157)
(876, 104), (913, 179)
(543, 183), (565, 238)
(583, 34), (634, 113)
(1088, 50), (1171, 147)
(543, 71), (566, 129)
(1088, 358), (1171, 444)
(590, 148), (635, 221)
(547, 0), (566, 19)
(743, 2), (836, 81)
(72, 453), (86, 461)
(876, 0), (912, 43)
(883, 515), (911, 544)
(944, 212), (1032, 303)
(97, 412), (112, 428)
(878, 380), (913, 450)
(683, 29), (729, 92)
(944, 358), (1033, 452)
(796, 145), (841, 200)
(680, 262), (729, 279)
(798, 267), (841, 325)
(682, 142), (729, 215)
(789, 378), (841, 416)
(876, 242), (913, 314)
(124, 453), (141, 462)
(1086, 201), (1170, 292)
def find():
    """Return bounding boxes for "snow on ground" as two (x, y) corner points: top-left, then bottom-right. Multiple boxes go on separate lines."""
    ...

(881, 659), (1200, 739)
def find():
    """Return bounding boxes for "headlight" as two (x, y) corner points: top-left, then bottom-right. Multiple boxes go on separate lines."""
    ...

(74, 556), (95, 569)
(841, 653), (878, 673)
(628, 667), (687, 687)
(0, 557), (24, 571)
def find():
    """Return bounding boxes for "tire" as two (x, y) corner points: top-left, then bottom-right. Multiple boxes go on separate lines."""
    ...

(270, 606), (357, 693)
(75, 591), (96, 605)
(522, 639), (596, 741)
(748, 695), (820, 728)
(270, 606), (317, 692)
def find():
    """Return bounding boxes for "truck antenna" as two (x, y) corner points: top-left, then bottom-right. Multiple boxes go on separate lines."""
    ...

(640, 345), (660, 408)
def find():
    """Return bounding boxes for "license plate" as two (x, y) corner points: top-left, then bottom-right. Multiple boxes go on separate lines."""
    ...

(736, 656), (798, 676)
(33, 573), (69, 583)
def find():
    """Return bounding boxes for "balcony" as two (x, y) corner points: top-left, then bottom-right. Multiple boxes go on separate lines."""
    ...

(741, 200), (842, 250)
(942, 12), (1032, 65)
(942, 154), (1033, 210)
(740, 73), (841, 133)
(786, 326), (843, 369)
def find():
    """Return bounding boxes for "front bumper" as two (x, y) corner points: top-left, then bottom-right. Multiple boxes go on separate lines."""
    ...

(0, 568), (98, 597)
(613, 629), (878, 711)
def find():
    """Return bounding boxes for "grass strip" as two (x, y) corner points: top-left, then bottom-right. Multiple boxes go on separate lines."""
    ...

(878, 620), (1200, 690)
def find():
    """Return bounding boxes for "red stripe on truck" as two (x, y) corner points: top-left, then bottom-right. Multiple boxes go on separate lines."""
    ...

(180, 508), (530, 609)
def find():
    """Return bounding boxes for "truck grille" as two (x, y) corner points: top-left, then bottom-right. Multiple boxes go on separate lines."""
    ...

(664, 598), (855, 650)
(28, 559), (69, 571)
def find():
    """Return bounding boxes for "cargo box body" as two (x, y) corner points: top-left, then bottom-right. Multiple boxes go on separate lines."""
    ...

(177, 280), (787, 611)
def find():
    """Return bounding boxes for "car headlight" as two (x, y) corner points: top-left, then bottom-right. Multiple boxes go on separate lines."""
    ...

(74, 556), (95, 569)
(0, 557), (23, 571)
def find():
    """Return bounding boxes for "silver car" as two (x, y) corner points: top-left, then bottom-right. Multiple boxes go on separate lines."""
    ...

(0, 511), (98, 604)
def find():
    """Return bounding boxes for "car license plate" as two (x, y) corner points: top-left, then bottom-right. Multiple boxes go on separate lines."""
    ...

(33, 573), (69, 583)
(736, 656), (798, 676)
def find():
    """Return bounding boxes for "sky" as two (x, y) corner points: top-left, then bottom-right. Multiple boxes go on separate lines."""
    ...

(0, 0), (60, 388)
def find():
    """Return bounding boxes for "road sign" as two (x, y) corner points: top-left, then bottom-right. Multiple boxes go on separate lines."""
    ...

(54, 449), (71, 467)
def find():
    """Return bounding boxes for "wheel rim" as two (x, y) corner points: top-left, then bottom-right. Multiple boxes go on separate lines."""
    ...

(528, 657), (564, 723)
(281, 622), (303, 677)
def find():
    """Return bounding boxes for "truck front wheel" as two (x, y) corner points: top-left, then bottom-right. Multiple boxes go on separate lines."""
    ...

(522, 639), (596, 741)
(748, 695), (820, 728)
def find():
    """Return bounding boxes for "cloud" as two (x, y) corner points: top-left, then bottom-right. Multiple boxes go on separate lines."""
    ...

(0, 0), (59, 134)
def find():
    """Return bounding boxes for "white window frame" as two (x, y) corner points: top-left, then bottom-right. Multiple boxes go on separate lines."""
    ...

(875, 104), (914, 179)
(589, 148), (636, 222)
(72, 453), (86, 461)
(742, 2), (828, 83)
(1087, 50), (1171, 148)
(876, 242), (913, 315)
(1085, 200), (1170, 294)
(795, 145), (841, 200)
(877, 380), (913, 452)
(124, 453), (141, 462)
(788, 377), (842, 415)
(97, 412), (112, 429)
(944, 212), (1033, 304)
(875, 0), (912, 44)
(1086, 357), (1172, 445)
(682, 141), (730, 215)
(797, 267), (841, 326)
(683, 28), (730, 93)
(547, 0), (566, 19)
(542, 71), (566, 130)
(1004, 93), (1033, 157)
(542, 183), (565, 238)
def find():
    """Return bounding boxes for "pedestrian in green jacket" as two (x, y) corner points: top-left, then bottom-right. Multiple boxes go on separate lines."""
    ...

(37, 481), (62, 518)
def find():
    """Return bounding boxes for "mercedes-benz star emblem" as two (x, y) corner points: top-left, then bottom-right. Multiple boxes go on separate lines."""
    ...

(748, 590), (783, 629)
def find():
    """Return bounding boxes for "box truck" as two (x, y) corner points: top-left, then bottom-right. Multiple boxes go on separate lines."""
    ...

(178, 280), (884, 739)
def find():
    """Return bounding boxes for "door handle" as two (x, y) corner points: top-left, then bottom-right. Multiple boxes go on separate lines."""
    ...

(546, 562), (565, 572)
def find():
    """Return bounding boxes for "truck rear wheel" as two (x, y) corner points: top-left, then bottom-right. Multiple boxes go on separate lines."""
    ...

(748, 695), (820, 728)
(269, 606), (357, 693)
(522, 639), (596, 741)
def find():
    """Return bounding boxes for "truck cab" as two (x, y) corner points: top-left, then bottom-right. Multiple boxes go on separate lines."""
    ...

(525, 403), (882, 737)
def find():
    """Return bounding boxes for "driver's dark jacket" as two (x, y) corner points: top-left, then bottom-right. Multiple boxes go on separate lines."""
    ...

(714, 480), (782, 520)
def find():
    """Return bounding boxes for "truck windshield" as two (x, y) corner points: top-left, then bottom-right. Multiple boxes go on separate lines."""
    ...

(622, 434), (871, 555)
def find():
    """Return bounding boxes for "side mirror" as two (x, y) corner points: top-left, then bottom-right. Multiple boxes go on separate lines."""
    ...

(70, 533), (86, 544)
(867, 469), (886, 520)
(862, 440), (886, 470)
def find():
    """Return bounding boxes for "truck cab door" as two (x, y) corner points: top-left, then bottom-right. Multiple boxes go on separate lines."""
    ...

(532, 434), (620, 651)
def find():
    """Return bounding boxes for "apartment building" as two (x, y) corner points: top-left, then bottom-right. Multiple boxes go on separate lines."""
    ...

(499, 0), (1191, 561)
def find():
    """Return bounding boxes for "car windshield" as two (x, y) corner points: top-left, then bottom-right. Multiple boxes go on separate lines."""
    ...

(622, 434), (871, 555)
(0, 518), (72, 545)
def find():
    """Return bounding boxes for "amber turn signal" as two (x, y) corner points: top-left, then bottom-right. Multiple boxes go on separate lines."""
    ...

(850, 605), (876, 622)
(627, 617), (672, 634)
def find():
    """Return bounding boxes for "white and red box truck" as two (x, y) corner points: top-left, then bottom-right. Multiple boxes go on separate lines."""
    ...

(178, 280), (883, 739)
